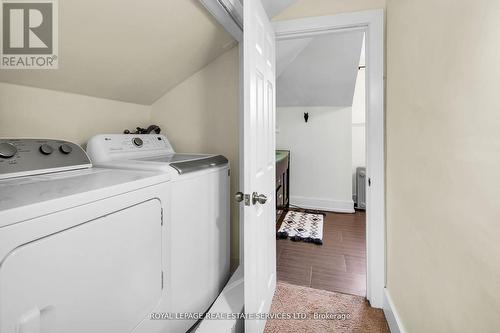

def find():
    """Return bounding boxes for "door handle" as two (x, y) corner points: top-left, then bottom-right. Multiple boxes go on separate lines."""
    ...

(235, 192), (252, 206)
(235, 192), (244, 202)
(252, 192), (268, 205)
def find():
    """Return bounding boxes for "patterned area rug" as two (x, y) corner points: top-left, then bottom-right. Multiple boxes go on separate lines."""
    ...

(264, 282), (390, 333)
(277, 211), (324, 244)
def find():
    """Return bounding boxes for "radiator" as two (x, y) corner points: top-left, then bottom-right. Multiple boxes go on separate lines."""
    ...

(356, 167), (366, 209)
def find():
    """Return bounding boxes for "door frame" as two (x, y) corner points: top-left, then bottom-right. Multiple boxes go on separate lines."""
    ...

(273, 9), (385, 308)
(200, 1), (386, 309)
(199, 0), (246, 267)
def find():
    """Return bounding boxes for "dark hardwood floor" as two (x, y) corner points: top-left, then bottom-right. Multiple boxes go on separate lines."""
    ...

(276, 210), (366, 297)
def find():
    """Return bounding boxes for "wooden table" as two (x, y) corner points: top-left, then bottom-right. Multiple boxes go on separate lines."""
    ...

(276, 150), (290, 221)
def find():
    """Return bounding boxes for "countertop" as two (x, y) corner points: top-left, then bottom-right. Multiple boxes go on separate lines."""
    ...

(276, 150), (289, 163)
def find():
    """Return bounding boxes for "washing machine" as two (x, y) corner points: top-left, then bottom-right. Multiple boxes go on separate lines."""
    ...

(0, 138), (171, 333)
(86, 134), (230, 333)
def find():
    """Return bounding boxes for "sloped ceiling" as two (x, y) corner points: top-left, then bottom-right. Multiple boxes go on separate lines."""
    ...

(277, 37), (313, 77)
(0, 0), (235, 105)
(277, 31), (364, 107)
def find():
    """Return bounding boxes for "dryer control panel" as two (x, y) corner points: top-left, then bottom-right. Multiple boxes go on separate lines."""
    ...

(86, 134), (175, 163)
(0, 139), (91, 179)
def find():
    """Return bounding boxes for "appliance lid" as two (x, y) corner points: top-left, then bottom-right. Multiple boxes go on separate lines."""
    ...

(138, 153), (213, 163)
(0, 167), (170, 227)
(0, 168), (166, 211)
(132, 154), (229, 174)
(170, 155), (228, 175)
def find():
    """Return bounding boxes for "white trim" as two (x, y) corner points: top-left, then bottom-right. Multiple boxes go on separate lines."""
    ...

(383, 288), (406, 333)
(199, 0), (243, 42)
(273, 10), (379, 39)
(290, 196), (354, 213)
(273, 9), (386, 308)
(238, 42), (244, 265)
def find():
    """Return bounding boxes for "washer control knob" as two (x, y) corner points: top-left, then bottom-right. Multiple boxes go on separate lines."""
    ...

(0, 142), (17, 159)
(39, 144), (54, 155)
(59, 144), (72, 154)
(133, 137), (143, 147)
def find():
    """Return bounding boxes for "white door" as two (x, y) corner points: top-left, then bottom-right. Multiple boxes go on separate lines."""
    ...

(242, 0), (276, 332)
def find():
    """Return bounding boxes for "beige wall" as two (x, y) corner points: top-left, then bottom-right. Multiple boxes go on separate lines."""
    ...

(0, 47), (240, 263)
(0, 83), (150, 146)
(273, 0), (386, 20)
(386, 0), (500, 331)
(273, 0), (500, 331)
(151, 47), (240, 263)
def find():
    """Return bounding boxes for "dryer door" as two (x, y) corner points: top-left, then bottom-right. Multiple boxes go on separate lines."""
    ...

(0, 199), (162, 333)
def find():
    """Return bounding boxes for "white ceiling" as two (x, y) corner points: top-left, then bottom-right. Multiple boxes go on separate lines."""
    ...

(277, 31), (364, 107)
(276, 37), (313, 77)
(0, 0), (235, 105)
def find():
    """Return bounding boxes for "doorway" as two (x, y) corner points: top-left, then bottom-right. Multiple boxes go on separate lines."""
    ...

(274, 29), (368, 297)
(273, 10), (385, 308)
(199, 2), (385, 325)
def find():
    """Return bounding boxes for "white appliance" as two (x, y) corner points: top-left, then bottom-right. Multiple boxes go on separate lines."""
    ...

(86, 134), (230, 333)
(0, 138), (172, 333)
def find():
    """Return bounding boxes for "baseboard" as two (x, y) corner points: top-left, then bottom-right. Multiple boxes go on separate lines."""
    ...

(383, 288), (406, 333)
(290, 196), (354, 213)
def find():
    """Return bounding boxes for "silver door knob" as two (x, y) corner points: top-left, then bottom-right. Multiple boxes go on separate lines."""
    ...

(252, 192), (268, 205)
(235, 192), (244, 202)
